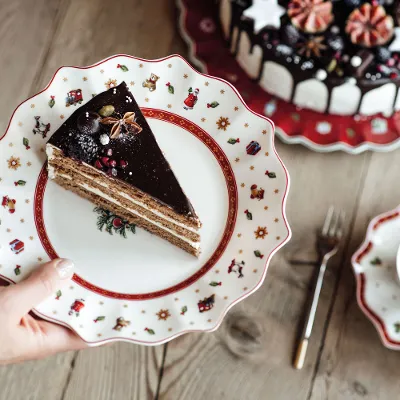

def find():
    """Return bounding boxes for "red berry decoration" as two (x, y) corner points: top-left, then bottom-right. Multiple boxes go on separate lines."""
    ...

(113, 218), (123, 228)
(346, 4), (394, 47)
(94, 160), (103, 169)
(120, 160), (127, 168)
(288, 0), (333, 34)
(109, 159), (117, 167)
(101, 157), (110, 166)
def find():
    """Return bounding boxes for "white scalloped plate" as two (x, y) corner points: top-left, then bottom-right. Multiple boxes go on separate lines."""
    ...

(0, 54), (290, 345)
(352, 206), (400, 349)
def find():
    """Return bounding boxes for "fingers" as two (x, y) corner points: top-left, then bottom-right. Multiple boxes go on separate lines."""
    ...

(1, 258), (74, 322)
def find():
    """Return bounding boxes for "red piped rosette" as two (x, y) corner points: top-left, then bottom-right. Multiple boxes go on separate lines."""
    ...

(176, 0), (400, 154)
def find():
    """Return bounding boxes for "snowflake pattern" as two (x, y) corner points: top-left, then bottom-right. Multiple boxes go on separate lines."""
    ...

(216, 116), (230, 131)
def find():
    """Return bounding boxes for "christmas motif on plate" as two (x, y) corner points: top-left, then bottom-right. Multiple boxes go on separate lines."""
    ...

(33, 116), (51, 138)
(14, 265), (21, 276)
(246, 141), (261, 155)
(198, 294), (215, 313)
(265, 170), (276, 178)
(183, 87), (199, 110)
(227, 137), (240, 144)
(9, 239), (24, 254)
(113, 317), (131, 331)
(144, 327), (155, 335)
(250, 184), (265, 200)
(65, 89), (83, 107)
(228, 259), (245, 278)
(117, 64), (129, 72)
(68, 299), (85, 316)
(209, 281), (222, 287)
(180, 306), (188, 315)
(94, 207), (136, 238)
(7, 156), (21, 170)
(48, 95), (55, 108)
(22, 137), (30, 150)
(2, 196), (16, 213)
(254, 226), (268, 239)
(14, 180), (26, 187)
(105, 79), (118, 89)
(166, 82), (175, 94)
(94, 316), (105, 323)
(142, 73), (159, 92)
(216, 116), (230, 131)
(254, 250), (264, 259)
(244, 209), (253, 220)
(370, 257), (382, 266)
(55, 290), (62, 300)
(206, 101), (219, 108)
(156, 309), (171, 321)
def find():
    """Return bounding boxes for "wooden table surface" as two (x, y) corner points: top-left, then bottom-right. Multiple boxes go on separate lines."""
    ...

(1, 1), (400, 399)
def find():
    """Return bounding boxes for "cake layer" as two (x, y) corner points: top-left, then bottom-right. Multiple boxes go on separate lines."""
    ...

(51, 173), (200, 257)
(47, 145), (201, 231)
(48, 159), (200, 243)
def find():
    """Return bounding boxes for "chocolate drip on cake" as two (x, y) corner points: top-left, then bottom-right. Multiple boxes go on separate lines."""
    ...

(227, 0), (400, 116)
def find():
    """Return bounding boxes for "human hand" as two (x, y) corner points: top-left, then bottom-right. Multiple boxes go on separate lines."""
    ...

(0, 258), (86, 365)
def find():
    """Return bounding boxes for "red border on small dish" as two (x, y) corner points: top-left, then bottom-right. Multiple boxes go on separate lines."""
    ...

(0, 54), (291, 345)
(352, 208), (400, 349)
(34, 109), (238, 300)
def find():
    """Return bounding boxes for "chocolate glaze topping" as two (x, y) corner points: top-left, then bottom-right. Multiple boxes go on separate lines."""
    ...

(48, 82), (196, 217)
(228, 0), (400, 115)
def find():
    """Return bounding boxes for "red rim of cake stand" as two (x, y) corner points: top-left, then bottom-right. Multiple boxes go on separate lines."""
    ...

(176, 0), (400, 154)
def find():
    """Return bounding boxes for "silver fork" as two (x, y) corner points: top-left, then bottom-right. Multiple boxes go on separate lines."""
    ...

(293, 207), (345, 370)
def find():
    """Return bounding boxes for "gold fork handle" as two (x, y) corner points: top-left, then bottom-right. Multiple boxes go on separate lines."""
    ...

(294, 338), (308, 370)
(293, 258), (329, 370)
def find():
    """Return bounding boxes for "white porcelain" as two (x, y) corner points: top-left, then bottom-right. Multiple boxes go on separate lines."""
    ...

(352, 206), (400, 349)
(0, 54), (290, 346)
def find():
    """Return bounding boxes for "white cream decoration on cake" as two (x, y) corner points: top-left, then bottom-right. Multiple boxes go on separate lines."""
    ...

(260, 61), (293, 101)
(329, 82), (361, 115)
(371, 118), (388, 135)
(237, 31), (263, 79)
(243, 0), (285, 32)
(389, 27), (400, 52)
(316, 122), (331, 135)
(360, 83), (396, 117)
(293, 79), (328, 113)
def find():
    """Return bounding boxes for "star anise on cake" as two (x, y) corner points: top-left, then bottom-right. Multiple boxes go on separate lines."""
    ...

(288, 0), (333, 34)
(100, 112), (142, 139)
(346, 3), (394, 48)
(297, 36), (327, 58)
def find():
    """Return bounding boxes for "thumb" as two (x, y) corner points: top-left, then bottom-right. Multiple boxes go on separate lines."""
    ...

(4, 258), (74, 322)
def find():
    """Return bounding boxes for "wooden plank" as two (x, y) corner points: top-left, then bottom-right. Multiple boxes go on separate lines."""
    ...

(36, 0), (178, 83)
(159, 144), (369, 400)
(0, 353), (76, 400)
(62, 343), (162, 400)
(309, 151), (400, 400)
(0, 0), (65, 133)
(0, 2), (77, 400)
(26, 0), (178, 398)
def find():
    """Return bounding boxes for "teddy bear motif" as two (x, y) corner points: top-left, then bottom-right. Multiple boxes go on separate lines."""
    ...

(113, 317), (131, 331)
(142, 73), (159, 92)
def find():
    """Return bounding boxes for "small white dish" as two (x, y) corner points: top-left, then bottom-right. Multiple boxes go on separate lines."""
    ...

(352, 205), (400, 349)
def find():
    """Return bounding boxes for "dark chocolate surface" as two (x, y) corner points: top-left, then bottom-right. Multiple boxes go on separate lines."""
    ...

(48, 82), (196, 217)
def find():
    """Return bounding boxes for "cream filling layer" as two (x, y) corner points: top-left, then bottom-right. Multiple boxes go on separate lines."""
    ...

(51, 169), (200, 249)
(46, 145), (200, 233)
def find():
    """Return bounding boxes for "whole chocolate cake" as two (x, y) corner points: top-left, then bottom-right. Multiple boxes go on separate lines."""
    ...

(219, 0), (400, 116)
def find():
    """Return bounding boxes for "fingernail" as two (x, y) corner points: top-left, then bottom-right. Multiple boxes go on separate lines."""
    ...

(55, 258), (74, 279)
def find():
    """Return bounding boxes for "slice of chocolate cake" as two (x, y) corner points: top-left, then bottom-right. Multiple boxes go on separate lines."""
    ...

(46, 81), (201, 256)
